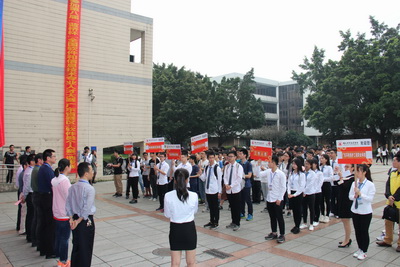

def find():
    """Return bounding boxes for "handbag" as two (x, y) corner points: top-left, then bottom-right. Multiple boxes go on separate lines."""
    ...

(382, 204), (399, 223)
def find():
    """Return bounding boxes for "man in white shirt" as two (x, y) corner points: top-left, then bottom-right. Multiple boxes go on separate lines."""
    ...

(81, 146), (93, 164)
(199, 151), (222, 230)
(223, 151), (244, 231)
(154, 152), (170, 212)
(261, 155), (286, 243)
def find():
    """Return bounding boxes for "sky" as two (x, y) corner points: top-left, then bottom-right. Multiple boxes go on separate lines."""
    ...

(131, 0), (400, 81)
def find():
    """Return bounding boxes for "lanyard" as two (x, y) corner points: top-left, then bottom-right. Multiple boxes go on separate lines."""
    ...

(270, 171), (277, 185)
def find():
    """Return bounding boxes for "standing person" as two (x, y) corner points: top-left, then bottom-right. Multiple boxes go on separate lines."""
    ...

(164, 168), (198, 267)
(238, 148), (253, 221)
(312, 159), (324, 227)
(287, 158), (305, 234)
(261, 155), (286, 243)
(90, 150), (97, 184)
(199, 151), (222, 230)
(3, 144), (18, 183)
(176, 151), (192, 188)
(51, 158), (72, 267)
(126, 153), (140, 203)
(107, 150), (123, 197)
(376, 146), (383, 164)
(16, 157), (28, 234)
(349, 164), (376, 260)
(198, 151), (209, 205)
(22, 154), (36, 243)
(154, 152), (170, 211)
(31, 153), (43, 249)
(224, 151), (244, 231)
(300, 159), (317, 231)
(37, 149), (57, 258)
(382, 145), (389, 165)
(81, 146), (92, 164)
(141, 152), (152, 198)
(279, 151), (292, 216)
(337, 164), (355, 248)
(251, 159), (262, 204)
(66, 162), (96, 267)
(377, 151), (400, 252)
(330, 149), (342, 218)
(188, 155), (200, 196)
(149, 153), (160, 201)
(320, 154), (333, 223)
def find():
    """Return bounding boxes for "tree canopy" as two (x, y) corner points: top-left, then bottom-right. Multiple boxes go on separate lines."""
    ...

(153, 64), (265, 145)
(292, 17), (400, 144)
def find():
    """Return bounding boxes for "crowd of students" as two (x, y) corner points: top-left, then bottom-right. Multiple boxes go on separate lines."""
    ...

(6, 142), (400, 265)
(105, 144), (400, 262)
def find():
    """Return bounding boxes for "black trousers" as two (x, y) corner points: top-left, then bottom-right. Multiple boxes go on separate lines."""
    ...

(321, 182), (331, 216)
(38, 193), (55, 256)
(6, 166), (13, 183)
(150, 174), (158, 198)
(289, 191), (303, 228)
(31, 192), (39, 246)
(252, 180), (261, 203)
(71, 215), (95, 267)
(227, 192), (241, 226)
(302, 194), (315, 224)
(330, 185), (339, 216)
(314, 192), (322, 222)
(240, 187), (253, 215)
(25, 193), (34, 242)
(157, 184), (168, 209)
(206, 193), (220, 225)
(16, 191), (21, 231)
(267, 201), (285, 235)
(126, 176), (139, 199)
(352, 212), (372, 252)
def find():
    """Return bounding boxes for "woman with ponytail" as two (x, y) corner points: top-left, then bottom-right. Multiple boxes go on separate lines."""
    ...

(164, 168), (198, 267)
(51, 158), (72, 267)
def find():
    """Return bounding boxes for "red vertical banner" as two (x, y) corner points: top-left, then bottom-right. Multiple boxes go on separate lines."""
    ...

(0, 0), (5, 147)
(63, 0), (82, 173)
(250, 140), (272, 161)
(191, 133), (208, 154)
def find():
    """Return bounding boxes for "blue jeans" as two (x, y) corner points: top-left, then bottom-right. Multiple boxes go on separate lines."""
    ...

(54, 220), (71, 262)
(240, 187), (253, 215)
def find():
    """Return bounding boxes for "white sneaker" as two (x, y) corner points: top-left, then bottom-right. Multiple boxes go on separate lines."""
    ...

(309, 225), (314, 231)
(357, 251), (367, 260)
(324, 216), (330, 223)
(329, 212), (334, 217)
(300, 223), (307, 229)
(313, 221), (319, 227)
(319, 215), (325, 223)
(353, 249), (362, 258)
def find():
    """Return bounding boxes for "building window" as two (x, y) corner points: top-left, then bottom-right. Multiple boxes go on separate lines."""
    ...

(263, 103), (277, 114)
(266, 120), (277, 126)
(255, 83), (276, 97)
(130, 29), (144, 63)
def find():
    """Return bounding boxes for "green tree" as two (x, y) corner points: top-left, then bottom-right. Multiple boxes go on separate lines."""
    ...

(292, 17), (400, 144)
(210, 69), (265, 146)
(153, 63), (212, 144)
(278, 130), (313, 147)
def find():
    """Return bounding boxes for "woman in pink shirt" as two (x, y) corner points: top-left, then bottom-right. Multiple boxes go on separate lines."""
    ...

(51, 159), (72, 267)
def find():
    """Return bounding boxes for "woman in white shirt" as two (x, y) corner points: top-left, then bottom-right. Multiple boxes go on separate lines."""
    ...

(300, 159), (318, 231)
(312, 159), (324, 227)
(164, 168), (198, 267)
(349, 164), (376, 260)
(319, 154), (333, 223)
(287, 158), (306, 234)
(126, 153), (141, 203)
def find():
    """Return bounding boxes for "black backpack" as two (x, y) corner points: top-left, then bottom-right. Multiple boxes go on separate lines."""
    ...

(205, 165), (219, 178)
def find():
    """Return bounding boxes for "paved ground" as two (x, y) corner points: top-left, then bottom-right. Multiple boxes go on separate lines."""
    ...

(0, 163), (399, 267)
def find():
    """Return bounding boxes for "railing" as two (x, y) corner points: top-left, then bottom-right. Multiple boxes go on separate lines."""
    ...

(0, 163), (19, 184)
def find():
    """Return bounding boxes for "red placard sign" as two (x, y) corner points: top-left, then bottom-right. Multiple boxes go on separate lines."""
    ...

(124, 142), (133, 155)
(165, 144), (181, 160)
(145, 138), (165, 153)
(250, 140), (272, 161)
(336, 139), (373, 164)
(191, 133), (208, 154)
(63, 0), (82, 173)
